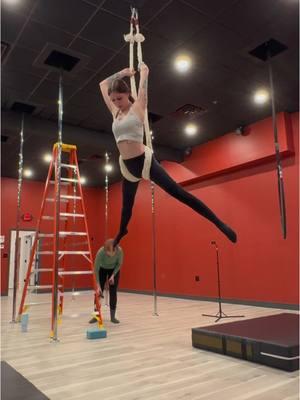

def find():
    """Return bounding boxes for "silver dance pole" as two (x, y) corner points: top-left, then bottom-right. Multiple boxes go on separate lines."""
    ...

(267, 48), (287, 239)
(151, 182), (158, 316)
(104, 152), (109, 240)
(52, 72), (63, 341)
(11, 114), (25, 322)
(104, 152), (110, 306)
(249, 39), (288, 239)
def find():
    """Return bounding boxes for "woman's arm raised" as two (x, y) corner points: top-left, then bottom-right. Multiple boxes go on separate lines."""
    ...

(136, 62), (149, 113)
(99, 68), (135, 115)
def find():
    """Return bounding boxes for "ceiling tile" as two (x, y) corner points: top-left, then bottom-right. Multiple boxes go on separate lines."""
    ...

(2, 69), (43, 98)
(181, 0), (239, 17)
(18, 20), (74, 53)
(3, 45), (46, 78)
(32, 0), (96, 34)
(146, 0), (209, 45)
(80, 9), (129, 50)
(1, 8), (27, 44)
(70, 38), (116, 70)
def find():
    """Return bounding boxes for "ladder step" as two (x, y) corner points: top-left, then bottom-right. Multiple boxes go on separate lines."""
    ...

(58, 271), (93, 276)
(31, 268), (63, 273)
(38, 251), (89, 255)
(61, 195), (81, 200)
(61, 291), (90, 297)
(46, 198), (68, 203)
(39, 233), (54, 238)
(39, 232), (87, 238)
(59, 232), (87, 236)
(59, 251), (90, 255)
(25, 302), (51, 306)
(42, 216), (68, 221)
(31, 268), (52, 273)
(28, 285), (62, 289)
(61, 178), (79, 183)
(61, 163), (77, 169)
(49, 180), (70, 186)
(60, 213), (84, 218)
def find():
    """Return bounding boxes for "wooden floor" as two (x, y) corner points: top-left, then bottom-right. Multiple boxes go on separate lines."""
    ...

(1, 291), (299, 400)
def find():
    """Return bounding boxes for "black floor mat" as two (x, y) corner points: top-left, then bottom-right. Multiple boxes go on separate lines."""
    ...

(1, 361), (49, 400)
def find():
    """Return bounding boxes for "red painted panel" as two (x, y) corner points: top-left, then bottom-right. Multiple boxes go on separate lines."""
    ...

(182, 112), (294, 185)
(116, 112), (299, 306)
(1, 112), (298, 307)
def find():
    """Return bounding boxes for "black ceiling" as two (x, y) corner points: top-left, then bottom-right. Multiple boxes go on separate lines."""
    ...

(1, 0), (299, 186)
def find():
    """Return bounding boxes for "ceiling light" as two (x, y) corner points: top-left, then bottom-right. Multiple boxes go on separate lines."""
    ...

(174, 55), (192, 73)
(23, 169), (33, 178)
(104, 164), (113, 173)
(43, 153), (52, 163)
(80, 176), (87, 184)
(185, 123), (198, 136)
(254, 89), (269, 104)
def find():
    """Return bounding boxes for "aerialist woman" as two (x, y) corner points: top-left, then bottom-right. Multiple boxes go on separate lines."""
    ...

(99, 63), (237, 247)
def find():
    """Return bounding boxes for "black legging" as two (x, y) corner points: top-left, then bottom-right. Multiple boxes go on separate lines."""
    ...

(99, 268), (120, 311)
(114, 153), (236, 246)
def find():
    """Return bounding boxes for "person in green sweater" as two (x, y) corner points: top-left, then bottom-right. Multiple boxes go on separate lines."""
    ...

(89, 238), (123, 324)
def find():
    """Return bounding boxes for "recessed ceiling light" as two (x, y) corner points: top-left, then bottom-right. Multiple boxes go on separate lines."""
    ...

(174, 55), (192, 73)
(185, 123), (198, 136)
(104, 164), (113, 173)
(23, 169), (33, 178)
(254, 89), (269, 104)
(43, 153), (52, 163)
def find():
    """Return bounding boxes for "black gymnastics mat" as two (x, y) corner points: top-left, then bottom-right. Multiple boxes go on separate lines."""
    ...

(192, 313), (299, 372)
(1, 361), (49, 400)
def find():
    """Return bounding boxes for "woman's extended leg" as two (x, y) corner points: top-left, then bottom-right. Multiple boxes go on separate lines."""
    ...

(149, 157), (237, 243)
(113, 178), (139, 246)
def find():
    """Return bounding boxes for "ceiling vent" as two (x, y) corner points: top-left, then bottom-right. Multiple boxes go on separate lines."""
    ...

(173, 104), (207, 118)
(249, 38), (288, 61)
(44, 50), (80, 71)
(11, 102), (36, 114)
(33, 43), (90, 74)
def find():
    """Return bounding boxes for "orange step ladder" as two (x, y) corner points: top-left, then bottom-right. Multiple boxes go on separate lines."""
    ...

(17, 143), (103, 340)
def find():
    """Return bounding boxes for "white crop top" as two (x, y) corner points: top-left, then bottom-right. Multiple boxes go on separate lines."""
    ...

(112, 109), (144, 144)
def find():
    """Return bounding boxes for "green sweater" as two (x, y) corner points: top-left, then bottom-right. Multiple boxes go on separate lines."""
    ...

(94, 247), (123, 284)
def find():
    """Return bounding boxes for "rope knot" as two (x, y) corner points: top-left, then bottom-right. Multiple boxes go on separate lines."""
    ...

(124, 33), (135, 43)
(134, 33), (145, 43)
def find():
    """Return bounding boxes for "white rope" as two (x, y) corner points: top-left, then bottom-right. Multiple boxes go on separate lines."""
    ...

(120, 8), (153, 182)
(134, 21), (152, 151)
(119, 145), (152, 182)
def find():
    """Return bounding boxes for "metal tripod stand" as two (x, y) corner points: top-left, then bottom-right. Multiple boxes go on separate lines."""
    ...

(203, 241), (244, 323)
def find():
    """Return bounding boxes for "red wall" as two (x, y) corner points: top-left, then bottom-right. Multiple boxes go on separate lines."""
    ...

(108, 112), (299, 306)
(1, 112), (299, 307)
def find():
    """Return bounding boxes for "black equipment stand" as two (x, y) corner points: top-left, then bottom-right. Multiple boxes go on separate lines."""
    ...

(202, 241), (244, 323)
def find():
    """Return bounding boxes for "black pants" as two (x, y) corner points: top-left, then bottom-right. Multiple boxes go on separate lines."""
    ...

(114, 153), (236, 245)
(98, 268), (120, 311)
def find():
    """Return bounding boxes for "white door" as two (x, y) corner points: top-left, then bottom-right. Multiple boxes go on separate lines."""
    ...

(9, 230), (36, 289)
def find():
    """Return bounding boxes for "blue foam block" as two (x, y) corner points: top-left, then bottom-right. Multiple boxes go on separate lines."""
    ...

(21, 314), (29, 332)
(86, 326), (107, 339)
